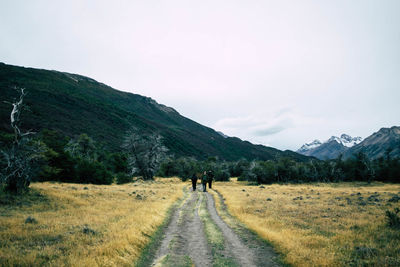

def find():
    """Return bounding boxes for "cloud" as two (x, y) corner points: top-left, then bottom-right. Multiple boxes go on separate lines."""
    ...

(214, 108), (296, 139)
(213, 108), (326, 150)
(252, 126), (286, 136)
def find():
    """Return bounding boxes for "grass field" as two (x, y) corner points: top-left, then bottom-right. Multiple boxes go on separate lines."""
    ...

(213, 179), (400, 266)
(0, 178), (184, 266)
(2, 178), (400, 266)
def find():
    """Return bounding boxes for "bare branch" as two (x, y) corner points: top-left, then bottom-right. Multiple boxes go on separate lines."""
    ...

(0, 87), (43, 193)
(122, 128), (168, 180)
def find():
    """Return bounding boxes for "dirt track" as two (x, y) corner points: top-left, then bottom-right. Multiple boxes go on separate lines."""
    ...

(150, 187), (280, 267)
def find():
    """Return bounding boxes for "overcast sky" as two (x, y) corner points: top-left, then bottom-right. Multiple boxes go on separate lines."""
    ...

(1, 0), (399, 151)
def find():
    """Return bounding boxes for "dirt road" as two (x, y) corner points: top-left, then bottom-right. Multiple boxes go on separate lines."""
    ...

(149, 188), (280, 267)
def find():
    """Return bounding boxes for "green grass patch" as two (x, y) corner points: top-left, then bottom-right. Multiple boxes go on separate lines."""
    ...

(158, 254), (193, 267)
(199, 194), (224, 250)
(198, 194), (239, 267)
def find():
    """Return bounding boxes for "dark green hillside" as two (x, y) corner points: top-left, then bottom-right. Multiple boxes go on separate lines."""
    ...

(0, 62), (309, 161)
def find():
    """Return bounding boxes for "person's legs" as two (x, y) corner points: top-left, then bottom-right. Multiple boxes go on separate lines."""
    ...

(192, 180), (196, 191)
(203, 183), (206, 192)
(208, 180), (212, 189)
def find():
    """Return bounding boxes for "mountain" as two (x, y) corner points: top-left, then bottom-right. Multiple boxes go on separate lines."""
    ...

(297, 140), (322, 154)
(298, 128), (400, 160)
(298, 134), (363, 160)
(0, 62), (310, 162)
(327, 134), (363, 148)
(344, 126), (400, 160)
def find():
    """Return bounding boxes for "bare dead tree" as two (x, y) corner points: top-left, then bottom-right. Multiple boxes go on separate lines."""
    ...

(122, 128), (168, 180)
(0, 87), (45, 193)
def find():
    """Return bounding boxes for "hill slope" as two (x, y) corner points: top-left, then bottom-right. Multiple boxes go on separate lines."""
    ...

(344, 126), (400, 160)
(0, 62), (309, 161)
(300, 140), (347, 160)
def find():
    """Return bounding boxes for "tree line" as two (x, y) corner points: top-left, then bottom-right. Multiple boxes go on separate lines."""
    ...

(235, 152), (400, 184)
(157, 152), (400, 184)
(2, 126), (399, 194)
(1, 88), (399, 194)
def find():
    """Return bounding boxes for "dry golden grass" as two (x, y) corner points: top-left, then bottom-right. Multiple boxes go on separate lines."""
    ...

(0, 178), (184, 266)
(214, 179), (400, 266)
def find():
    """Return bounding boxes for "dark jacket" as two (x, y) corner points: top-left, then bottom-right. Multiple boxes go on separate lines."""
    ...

(207, 171), (214, 181)
(201, 174), (208, 184)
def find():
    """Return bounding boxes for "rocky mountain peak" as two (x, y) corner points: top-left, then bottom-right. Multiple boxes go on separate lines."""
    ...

(297, 134), (363, 159)
(297, 127), (399, 160)
(327, 134), (363, 148)
(297, 139), (322, 153)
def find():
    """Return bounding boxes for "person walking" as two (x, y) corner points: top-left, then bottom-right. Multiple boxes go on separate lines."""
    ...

(201, 171), (208, 192)
(207, 170), (214, 189)
(191, 173), (198, 191)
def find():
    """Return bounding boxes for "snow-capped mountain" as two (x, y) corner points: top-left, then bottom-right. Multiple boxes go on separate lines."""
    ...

(297, 134), (363, 159)
(297, 128), (400, 160)
(327, 134), (363, 148)
(297, 140), (322, 154)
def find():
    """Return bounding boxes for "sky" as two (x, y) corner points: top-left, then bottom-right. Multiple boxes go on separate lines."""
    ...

(1, 0), (399, 151)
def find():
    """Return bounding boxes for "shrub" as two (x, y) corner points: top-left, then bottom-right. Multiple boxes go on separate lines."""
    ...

(385, 208), (400, 229)
(239, 170), (257, 182)
(215, 170), (230, 181)
(230, 159), (250, 177)
(157, 157), (199, 181)
(82, 225), (97, 235)
(25, 216), (38, 224)
(116, 172), (132, 184)
(75, 160), (113, 185)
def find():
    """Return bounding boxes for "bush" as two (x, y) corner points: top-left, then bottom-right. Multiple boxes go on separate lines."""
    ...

(25, 216), (38, 224)
(239, 170), (257, 182)
(215, 170), (230, 181)
(75, 160), (113, 185)
(157, 157), (199, 181)
(107, 153), (128, 173)
(116, 172), (132, 184)
(386, 208), (400, 229)
(230, 159), (250, 177)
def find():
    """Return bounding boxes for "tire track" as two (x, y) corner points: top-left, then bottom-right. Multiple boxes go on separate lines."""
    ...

(205, 192), (256, 267)
(150, 187), (280, 267)
(152, 190), (211, 266)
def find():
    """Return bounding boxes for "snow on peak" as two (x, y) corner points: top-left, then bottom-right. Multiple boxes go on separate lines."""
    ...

(328, 134), (363, 148)
(298, 134), (363, 153)
(297, 139), (322, 153)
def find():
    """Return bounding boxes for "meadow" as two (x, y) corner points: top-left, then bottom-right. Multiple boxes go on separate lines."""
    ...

(2, 178), (400, 266)
(213, 179), (400, 266)
(0, 178), (184, 266)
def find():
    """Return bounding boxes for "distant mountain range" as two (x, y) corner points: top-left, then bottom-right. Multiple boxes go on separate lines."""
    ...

(0, 62), (310, 162)
(298, 128), (400, 160)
